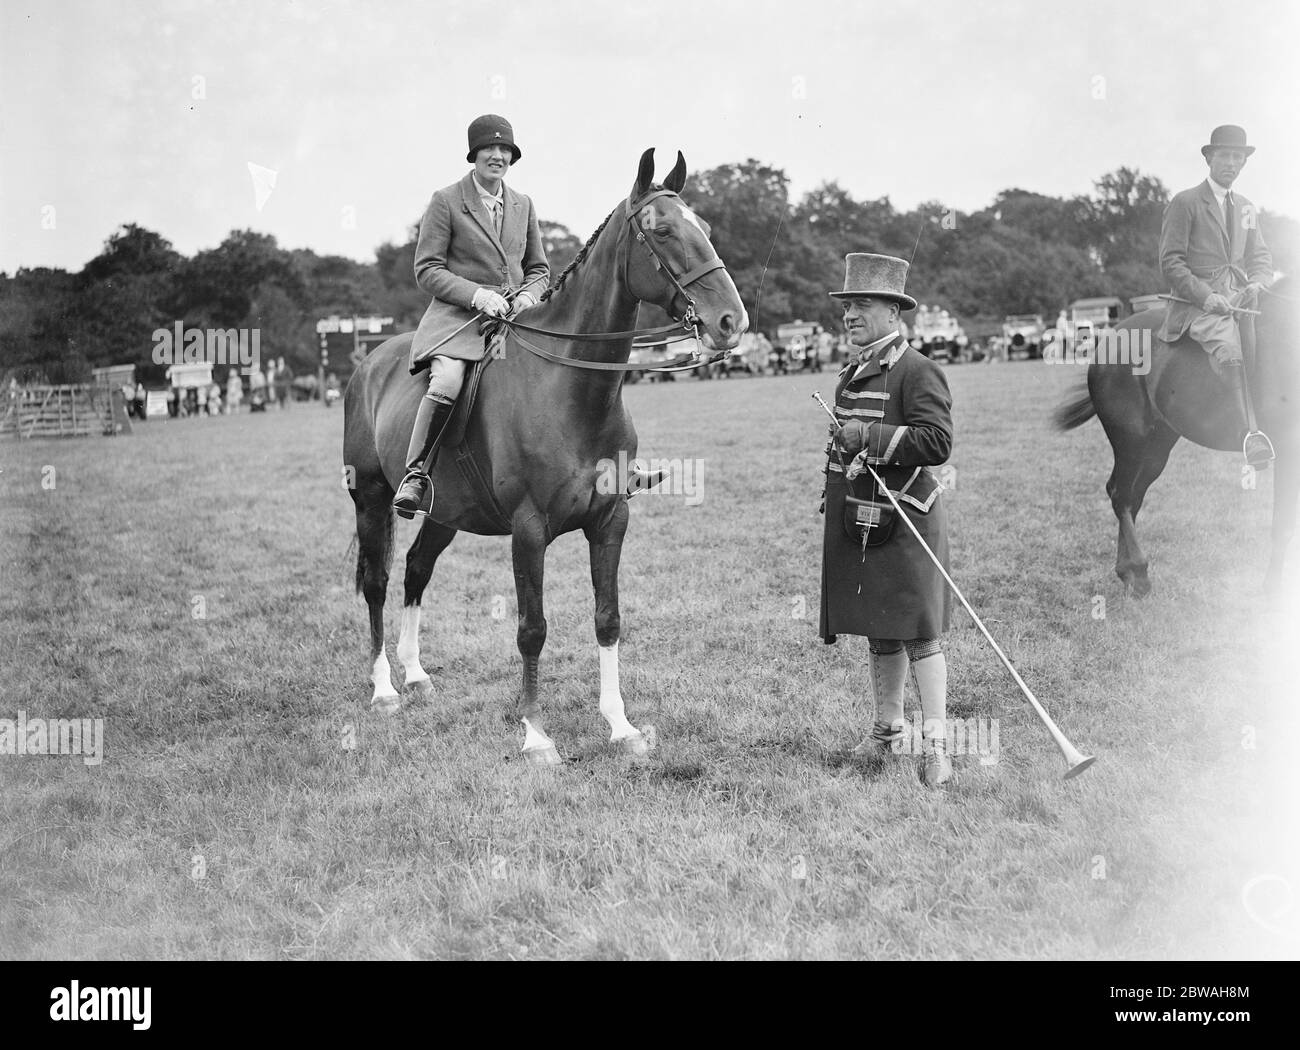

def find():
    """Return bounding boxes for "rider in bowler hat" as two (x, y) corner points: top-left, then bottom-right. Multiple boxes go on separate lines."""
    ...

(1158, 124), (1274, 468)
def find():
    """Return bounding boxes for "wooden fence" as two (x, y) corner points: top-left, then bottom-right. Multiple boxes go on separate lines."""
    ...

(0, 384), (128, 439)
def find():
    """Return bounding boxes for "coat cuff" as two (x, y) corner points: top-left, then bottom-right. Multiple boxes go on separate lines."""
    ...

(860, 422), (907, 464)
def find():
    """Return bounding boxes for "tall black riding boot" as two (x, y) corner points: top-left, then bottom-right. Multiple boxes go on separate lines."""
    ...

(1224, 363), (1275, 470)
(393, 395), (456, 518)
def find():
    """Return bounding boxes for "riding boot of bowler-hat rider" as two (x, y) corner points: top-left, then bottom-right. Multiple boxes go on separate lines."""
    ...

(1224, 362), (1275, 470)
(392, 395), (457, 519)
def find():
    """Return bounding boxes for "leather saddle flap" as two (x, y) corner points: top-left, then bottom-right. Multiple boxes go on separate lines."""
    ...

(440, 353), (492, 452)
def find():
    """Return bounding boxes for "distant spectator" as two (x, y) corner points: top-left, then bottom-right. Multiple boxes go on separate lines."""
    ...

(274, 357), (293, 409)
(226, 370), (243, 414)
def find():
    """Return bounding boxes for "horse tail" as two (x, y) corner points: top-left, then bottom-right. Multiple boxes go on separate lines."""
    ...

(1053, 380), (1096, 431)
(344, 534), (358, 586)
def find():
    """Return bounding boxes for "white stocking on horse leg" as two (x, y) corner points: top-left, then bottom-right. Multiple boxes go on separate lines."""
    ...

(521, 717), (561, 765)
(370, 651), (401, 715)
(396, 605), (435, 701)
(599, 643), (650, 756)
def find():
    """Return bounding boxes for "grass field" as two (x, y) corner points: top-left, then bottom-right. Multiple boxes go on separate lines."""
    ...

(2, 361), (1297, 960)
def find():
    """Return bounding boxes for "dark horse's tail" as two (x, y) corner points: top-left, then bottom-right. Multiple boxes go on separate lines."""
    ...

(1053, 379), (1097, 431)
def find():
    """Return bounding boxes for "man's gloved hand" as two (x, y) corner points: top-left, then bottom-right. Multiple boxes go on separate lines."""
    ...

(830, 419), (872, 455)
(509, 291), (537, 317)
(472, 288), (510, 317)
(1240, 282), (1266, 307)
(1203, 293), (1233, 316)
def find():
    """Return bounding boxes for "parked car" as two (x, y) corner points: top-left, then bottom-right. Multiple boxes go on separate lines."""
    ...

(1002, 314), (1046, 359)
(911, 305), (967, 362)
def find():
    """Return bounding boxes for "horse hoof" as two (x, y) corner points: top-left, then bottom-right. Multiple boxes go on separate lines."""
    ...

(404, 678), (436, 704)
(370, 695), (402, 716)
(1131, 576), (1151, 599)
(617, 728), (655, 762)
(523, 745), (562, 767)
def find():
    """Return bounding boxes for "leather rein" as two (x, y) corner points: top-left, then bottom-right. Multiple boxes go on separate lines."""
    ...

(490, 190), (732, 374)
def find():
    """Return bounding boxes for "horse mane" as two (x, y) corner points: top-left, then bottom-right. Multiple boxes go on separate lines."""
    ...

(539, 183), (666, 303)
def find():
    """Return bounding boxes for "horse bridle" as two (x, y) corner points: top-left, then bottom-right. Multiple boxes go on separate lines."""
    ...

(622, 188), (727, 333)
(490, 188), (734, 372)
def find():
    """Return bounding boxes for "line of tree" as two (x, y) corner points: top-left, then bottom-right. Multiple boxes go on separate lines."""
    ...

(2, 164), (1295, 385)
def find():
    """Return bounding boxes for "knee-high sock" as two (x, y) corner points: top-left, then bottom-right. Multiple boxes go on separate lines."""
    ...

(911, 652), (947, 744)
(870, 647), (908, 728)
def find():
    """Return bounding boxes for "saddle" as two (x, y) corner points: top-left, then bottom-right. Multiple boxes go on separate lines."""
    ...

(436, 351), (492, 455)
(417, 352), (511, 530)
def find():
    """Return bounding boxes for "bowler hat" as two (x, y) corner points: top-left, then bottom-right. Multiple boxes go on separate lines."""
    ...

(1201, 125), (1255, 158)
(467, 114), (521, 163)
(829, 253), (917, 311)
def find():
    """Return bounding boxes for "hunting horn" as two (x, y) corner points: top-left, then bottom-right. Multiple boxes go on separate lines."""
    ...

(812, 391), (1096, 779)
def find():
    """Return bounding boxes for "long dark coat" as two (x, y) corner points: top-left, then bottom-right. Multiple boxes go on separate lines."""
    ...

(819, 334), (953, 642)
(408, 172), (550, 372)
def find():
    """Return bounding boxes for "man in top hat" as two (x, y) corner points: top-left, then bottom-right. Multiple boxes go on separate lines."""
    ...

(820, 253), (955, 788)
(394, 114), (551, 518)
(1159, 124), (1274, 468)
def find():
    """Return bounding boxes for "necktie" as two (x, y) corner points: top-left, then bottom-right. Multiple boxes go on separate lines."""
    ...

(491, 199), (503, 236)
(1224, 191), (1236, 256)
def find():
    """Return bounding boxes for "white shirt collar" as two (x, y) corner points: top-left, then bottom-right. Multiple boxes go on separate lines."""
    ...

(472, 173), (503, 203)
(1207, 178), (1232, 204)
(849, 329), (902, 379)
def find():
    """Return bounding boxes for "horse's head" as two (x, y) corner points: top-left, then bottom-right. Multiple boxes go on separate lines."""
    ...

(623, 148), (747, 351)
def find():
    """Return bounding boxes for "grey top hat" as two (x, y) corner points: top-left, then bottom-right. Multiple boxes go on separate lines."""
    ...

(829, 253), (918, 311)
(1202, 125), (1254, 158)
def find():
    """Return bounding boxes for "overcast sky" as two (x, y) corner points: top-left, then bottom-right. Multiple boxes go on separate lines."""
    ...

(2, 0), (1297, 274)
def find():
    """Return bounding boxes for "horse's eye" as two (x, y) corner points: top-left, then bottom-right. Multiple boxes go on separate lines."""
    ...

(653, 228), (672, 239)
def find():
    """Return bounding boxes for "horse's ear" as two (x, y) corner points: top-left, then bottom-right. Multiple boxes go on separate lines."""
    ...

(632, 148), (655, 200)
(664, 151), (687, 193)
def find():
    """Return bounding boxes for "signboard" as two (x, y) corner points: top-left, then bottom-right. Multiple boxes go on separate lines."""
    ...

(166, 362), (214, 389)
(316, 315), (397, 379)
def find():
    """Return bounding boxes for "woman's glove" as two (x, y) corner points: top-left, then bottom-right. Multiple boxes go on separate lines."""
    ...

(472, 288), (510, 316)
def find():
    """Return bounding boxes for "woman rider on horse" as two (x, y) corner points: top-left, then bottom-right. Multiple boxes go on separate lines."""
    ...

(393, 114), (551, 518)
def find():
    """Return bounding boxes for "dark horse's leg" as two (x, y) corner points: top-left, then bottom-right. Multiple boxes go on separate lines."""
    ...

(585, 498), (650, 757)
(351, 473), (400, 712)
(512, 511), (560, 765)
(1093, 364), (1178, 597)
(396, 519), (458, 704)
(1121, 423), (1181, 596)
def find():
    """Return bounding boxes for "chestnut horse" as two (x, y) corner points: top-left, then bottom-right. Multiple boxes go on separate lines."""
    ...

(1054, 279), (1296, 595)
(343, 149), (746, 763)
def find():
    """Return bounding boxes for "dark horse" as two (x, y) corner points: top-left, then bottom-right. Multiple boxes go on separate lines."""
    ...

(343, 149), (746, 763)
(1054, 279), (1297, 595)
